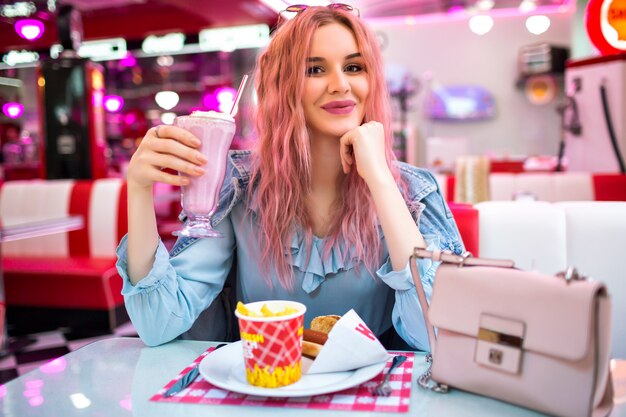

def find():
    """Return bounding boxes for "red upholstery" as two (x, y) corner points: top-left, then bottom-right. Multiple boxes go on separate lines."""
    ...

(446, 176), (456, 202)
(3, 258), (122, 309)
(592, 174), (626, 201)
(448, 203), (479, 256)
(490, 160), (525, 173)
(0, 179), (127, 315)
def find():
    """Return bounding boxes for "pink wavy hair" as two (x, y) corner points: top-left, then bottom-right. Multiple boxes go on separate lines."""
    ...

(250, 7), (410, 290)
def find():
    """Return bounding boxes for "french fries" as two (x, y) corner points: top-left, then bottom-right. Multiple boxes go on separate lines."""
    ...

(236, 301), (299, 317)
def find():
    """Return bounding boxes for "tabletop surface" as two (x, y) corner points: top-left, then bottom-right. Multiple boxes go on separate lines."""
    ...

(0, 215), (84, 242)
(0, 337), (624, 417)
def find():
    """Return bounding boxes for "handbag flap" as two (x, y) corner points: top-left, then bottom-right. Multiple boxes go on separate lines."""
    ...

(428, 264), (606, 361)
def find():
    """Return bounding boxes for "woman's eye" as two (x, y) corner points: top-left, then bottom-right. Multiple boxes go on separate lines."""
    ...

(345, 64), (363, 73)
(306, 66), (324, 76)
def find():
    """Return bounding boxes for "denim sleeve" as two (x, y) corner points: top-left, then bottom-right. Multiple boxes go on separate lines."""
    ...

(115, 218), (236, 346)
(376, 237), (439, 351)
(377, 173), (465, 351)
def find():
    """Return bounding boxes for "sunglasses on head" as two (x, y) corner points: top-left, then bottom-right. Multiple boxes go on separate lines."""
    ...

(275, 3), (360, 29)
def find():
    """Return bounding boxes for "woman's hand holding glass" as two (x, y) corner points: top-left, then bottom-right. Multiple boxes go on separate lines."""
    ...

(126, 125), (208, 189)
(339, 121), (392, 185)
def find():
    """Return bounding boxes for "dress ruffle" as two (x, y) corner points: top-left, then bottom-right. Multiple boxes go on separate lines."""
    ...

(286, 231), (359, 294)
(249, 191), (371, 294)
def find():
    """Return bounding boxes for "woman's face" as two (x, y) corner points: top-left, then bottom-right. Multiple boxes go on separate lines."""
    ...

(302, 22), (370, 139)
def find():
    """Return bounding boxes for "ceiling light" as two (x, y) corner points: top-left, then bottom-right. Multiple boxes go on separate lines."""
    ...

(469, 15), (494, 35)
(519, 0), (537, 13)
(526, 15), (551, 35)
(104, 95), (124, 112)
(14, 19), (44, 41)
(161, 112), (177, 125)
(155, 91), (179, 110)
(2, 102), (24, 118)
(476, 0), (494, 11)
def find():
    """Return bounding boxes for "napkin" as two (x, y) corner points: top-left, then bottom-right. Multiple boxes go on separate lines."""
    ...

(305, 309), (391, 374)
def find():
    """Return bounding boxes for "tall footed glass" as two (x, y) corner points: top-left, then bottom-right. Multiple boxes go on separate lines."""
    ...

(172, 111), (236, 238)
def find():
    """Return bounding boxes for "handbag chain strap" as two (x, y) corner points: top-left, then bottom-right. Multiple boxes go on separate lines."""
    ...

(417, 353), (449, 393)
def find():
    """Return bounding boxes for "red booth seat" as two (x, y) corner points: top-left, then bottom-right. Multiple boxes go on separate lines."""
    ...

(448, 203), (479, 257)
(0, 179), (128, 331)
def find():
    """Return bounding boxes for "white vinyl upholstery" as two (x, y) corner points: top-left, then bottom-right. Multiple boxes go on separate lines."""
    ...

(553, 174), (594, 201)
(432, 173), (447, 202)
(476, 200), (626, 359)
(488, 173), (517, 201)
(89, 179), (124, 258)
(475, 201), (567, 274)
(555, 202), (626, 359)
(0, 180), (75, 257)
(488, 173), (594, 202)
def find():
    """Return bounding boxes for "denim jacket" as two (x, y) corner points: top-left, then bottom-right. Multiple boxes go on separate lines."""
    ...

(117, 149), (464, 349)
(170, 150), (463, 256)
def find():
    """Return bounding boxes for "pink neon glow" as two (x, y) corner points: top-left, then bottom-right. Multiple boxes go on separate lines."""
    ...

(0, 385), (6, 399)
(104, 95), (124, 112)
(119, 52), (137, 68)
(2, 102), (24, 118)
(23, 388), (40, 398)
(216, 87), (237, 113)
(15, 19), (45, 41)
(92, 90), (104, 108)
(364, 4), (571, 26)
(28, 396), (44, 407)
(124, 112), (138, 125)
(25, 380), (44, 389)
(216, 87), (236, 104)
(447, 5), (465, 14)
(39, 357), (66, 374)
(119, 394), (132, 411)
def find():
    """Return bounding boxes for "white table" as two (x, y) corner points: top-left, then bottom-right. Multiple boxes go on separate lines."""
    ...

(0, 215), (84, 353)
(1, 337), (625, 416)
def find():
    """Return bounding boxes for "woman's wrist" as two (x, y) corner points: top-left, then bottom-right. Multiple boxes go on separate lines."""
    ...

(364, 169), (396, 193)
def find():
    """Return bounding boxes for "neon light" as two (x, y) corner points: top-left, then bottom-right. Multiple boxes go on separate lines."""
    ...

(2, 50), (39, 66)
(104, 95), (124, 112)
(155, 91), (179, 110)
(586, 0), (626, 55)
(142, 33), (185, 54)
(199, 24), (270, 52)
(2, 102), (24, 118)
(15, 19), (44, 41)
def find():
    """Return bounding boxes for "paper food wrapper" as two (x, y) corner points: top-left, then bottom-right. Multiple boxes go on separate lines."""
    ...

(305, 309), (391, 374)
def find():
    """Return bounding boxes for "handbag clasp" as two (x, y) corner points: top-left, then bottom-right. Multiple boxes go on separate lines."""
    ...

(557, 266), (586, 284)
(475, 315), (525, 375)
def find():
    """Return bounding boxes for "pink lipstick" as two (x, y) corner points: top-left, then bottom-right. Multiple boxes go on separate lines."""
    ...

(321, 100), (356, 115)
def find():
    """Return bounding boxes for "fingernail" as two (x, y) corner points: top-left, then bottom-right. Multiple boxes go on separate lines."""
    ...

(194, 166), (205, 174)
(197, 154), (208, 163)
(193, 138), (201, 146)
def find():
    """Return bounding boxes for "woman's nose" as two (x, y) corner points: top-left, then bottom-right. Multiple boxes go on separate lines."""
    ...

(328, 69), (350, 94)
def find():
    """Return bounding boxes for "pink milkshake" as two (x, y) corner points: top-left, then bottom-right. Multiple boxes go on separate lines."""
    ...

(173, 111), (236, 238)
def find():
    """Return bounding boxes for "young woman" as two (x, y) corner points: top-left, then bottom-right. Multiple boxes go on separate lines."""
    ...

(117, 5), (464, 349)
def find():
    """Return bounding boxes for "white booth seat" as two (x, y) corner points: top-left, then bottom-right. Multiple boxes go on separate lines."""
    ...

(475, 201), (567, 274)
(489, 173), (594, 202)
(475, 201), (626, 359)
(432, 173), (448, 202)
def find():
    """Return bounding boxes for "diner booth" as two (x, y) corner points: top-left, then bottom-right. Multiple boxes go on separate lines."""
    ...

(0, 0), (625, 416)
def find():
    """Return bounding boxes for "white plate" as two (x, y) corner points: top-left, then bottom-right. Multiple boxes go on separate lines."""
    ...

(198, 341), (386, 398)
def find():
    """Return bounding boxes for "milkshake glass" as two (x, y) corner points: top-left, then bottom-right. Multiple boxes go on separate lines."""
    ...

(172, 111), (236, 238)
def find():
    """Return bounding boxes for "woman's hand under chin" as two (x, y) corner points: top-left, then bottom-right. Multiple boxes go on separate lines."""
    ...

(339, 121), (394, 186)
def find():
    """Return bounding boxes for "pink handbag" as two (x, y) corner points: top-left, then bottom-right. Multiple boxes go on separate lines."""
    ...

(410, 248), (614, 417)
